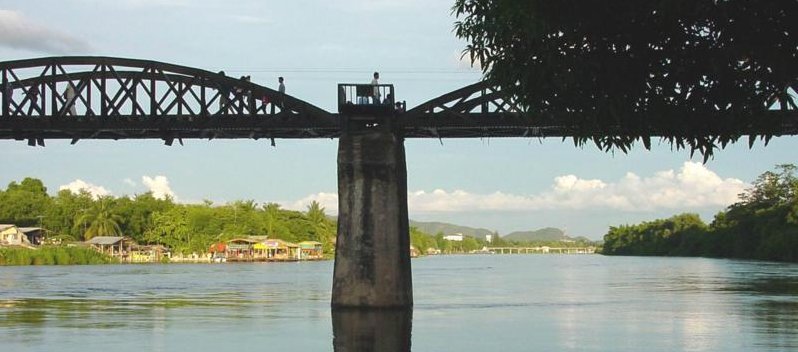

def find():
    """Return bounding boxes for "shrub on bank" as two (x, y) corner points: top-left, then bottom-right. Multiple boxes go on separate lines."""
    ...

(0, 246), (117, 265)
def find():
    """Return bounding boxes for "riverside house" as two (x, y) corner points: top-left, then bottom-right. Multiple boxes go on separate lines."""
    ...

(129, 244), (170, 263)
(298, 241), (323, 260)
(0, 224), (33, 248)
(86, 236), (134, 260)
(221, 237), (304, 262)
(264, 239), (301, 261)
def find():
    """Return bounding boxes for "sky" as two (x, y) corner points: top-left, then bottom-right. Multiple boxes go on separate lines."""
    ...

(0, 0), (795, 240)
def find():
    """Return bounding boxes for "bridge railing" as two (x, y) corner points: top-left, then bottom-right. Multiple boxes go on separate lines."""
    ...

(338, 83), (396, 116)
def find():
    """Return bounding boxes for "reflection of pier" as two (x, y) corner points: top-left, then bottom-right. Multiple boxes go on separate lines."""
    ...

(332, 308), (412, 352)
(488, 247), (596, 254)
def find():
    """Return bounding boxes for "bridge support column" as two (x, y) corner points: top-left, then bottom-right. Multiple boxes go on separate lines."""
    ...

(332, 126), (413, 308)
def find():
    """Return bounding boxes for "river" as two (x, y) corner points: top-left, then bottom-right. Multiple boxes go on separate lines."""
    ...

(1, 255), (796, 351)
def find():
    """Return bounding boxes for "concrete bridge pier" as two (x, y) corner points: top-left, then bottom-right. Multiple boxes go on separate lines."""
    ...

(332, 125), (413, 308)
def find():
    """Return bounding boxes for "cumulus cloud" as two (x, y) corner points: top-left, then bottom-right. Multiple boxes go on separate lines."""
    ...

(141, 175), (176, 200)
(59, 180), (111, 199)
(285, 192), (339, 213)
(123, 178), (137, 187)
(288, 162), (746, 214)
(0, 10), (90, 54)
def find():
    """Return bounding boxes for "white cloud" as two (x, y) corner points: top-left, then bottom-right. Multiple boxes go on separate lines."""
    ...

(59, 180), (111, 199)
(123, 178), (137, 187)
(141, 175), (176, 200)
(0, 10), (90, 54)
(288, 162), (747, 214)
(284, 192), (339, 213)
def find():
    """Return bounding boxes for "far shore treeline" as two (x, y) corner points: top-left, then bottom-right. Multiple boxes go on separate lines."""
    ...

(0, 178), (338, 255)
(601, 164), (798, 263)
(0, 177), (595, 265)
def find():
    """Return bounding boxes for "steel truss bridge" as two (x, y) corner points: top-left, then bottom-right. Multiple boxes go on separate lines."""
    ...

(2, 56), (797, 145)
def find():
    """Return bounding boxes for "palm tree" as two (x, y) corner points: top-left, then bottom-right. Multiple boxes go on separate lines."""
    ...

(263, 202), (282, 237)
(74, 197), (123, 240)
(306, 201), (333, 246)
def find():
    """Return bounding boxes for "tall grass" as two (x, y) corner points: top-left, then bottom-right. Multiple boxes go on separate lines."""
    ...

(0, 246), (118, 265)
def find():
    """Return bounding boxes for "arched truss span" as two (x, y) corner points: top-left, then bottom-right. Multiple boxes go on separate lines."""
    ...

(399, 80), (798, 139)
(0, 56), (337, 142)
(399, 80), (559, 138)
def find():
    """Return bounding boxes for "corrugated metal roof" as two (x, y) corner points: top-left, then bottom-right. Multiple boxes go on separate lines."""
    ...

(86, 236), (126, 245)
(19, 227), (42, 233)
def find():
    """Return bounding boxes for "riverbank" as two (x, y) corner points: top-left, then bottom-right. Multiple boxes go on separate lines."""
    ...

(0, 246), (118, 265)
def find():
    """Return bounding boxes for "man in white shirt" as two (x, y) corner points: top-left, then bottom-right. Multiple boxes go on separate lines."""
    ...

(371, 72), (380, 104)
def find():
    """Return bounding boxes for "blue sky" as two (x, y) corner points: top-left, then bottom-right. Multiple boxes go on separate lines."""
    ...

(0, 0), (795, 239)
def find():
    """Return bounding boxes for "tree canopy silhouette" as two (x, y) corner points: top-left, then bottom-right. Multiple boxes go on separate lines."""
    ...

(453, 0), (798, 158)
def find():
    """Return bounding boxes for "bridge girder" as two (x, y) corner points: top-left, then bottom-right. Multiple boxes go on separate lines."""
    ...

(0, 56), (337, 141)
(1, 56), (797, 142)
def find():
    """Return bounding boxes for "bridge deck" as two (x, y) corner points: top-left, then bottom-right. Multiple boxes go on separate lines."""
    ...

(2, 56), (797, 142)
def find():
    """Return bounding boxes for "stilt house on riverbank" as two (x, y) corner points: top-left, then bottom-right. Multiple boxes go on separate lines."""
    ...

(209, 236), (323, 262)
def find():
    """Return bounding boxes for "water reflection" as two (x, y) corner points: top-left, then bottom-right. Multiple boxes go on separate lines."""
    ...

(332, 308), (412, 352)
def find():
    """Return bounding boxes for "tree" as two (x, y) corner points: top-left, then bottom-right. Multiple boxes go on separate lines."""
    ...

(46, 189), (94, 239)
(306, 201), (335, 252)
(453, 1), (798, 158)
(0, 178), (51, 226)
(144, 208), (193, 254)
(74, 197), (123, 240)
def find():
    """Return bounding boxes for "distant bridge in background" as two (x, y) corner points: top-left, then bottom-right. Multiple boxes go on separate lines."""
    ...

(488, 247), (597, 254)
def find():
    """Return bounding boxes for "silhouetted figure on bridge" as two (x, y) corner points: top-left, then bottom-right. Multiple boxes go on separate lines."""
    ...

(371, 72), (380, 104)
(62, 84), (77, 116)
(26, 85), (40, 115)
(218, 71), (230, 115)
(278, 76), (285, 109)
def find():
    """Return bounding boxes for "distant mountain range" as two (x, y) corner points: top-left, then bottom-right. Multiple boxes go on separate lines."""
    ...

(409, 221), (495, 240)
(409, 220), (590, 242)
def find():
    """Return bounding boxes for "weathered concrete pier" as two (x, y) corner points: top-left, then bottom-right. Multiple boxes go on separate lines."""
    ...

(332, 85), (413, 308)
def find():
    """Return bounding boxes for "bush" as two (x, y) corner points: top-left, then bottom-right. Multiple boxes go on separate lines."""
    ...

(0, 246), (117, 266)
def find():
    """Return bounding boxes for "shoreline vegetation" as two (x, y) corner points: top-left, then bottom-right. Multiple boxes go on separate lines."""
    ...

(0, 177), (597, 266)
(600, 164), (798, 263)
(0, 246), (117, 265)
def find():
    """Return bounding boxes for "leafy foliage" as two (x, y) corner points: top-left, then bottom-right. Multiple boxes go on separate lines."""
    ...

(0, 178), (337, 256)
(453, 0), (798, 159)
(0, 246), (117, 265)
(601, 164), (798, 262)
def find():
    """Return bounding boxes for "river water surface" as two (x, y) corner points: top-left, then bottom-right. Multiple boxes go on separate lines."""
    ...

(1, 255), (797, 351)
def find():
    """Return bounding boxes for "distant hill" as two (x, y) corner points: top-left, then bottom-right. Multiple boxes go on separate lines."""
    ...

(409, 221), (494, 240)
(503, 227), (590, 242)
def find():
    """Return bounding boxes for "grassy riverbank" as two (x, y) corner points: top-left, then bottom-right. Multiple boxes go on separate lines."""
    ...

(0, 246), (117, 265)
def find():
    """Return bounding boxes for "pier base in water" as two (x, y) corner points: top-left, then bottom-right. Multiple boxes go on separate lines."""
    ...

(332, 126), (413, 308)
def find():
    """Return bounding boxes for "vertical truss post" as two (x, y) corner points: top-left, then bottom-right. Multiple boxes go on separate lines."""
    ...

(50, 65), (57, 117)
(100, 65), (107, 116)
(150, 72), (156, 117)
(2, 69), (8, 117)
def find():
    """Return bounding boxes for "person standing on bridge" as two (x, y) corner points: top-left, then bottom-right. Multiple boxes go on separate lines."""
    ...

(371, 72), (380, 104)
(26, 85), (40, 115)
(218, 71), (230, 114)
(62, 84), (77, 116)
(277, 76), (285, 108)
